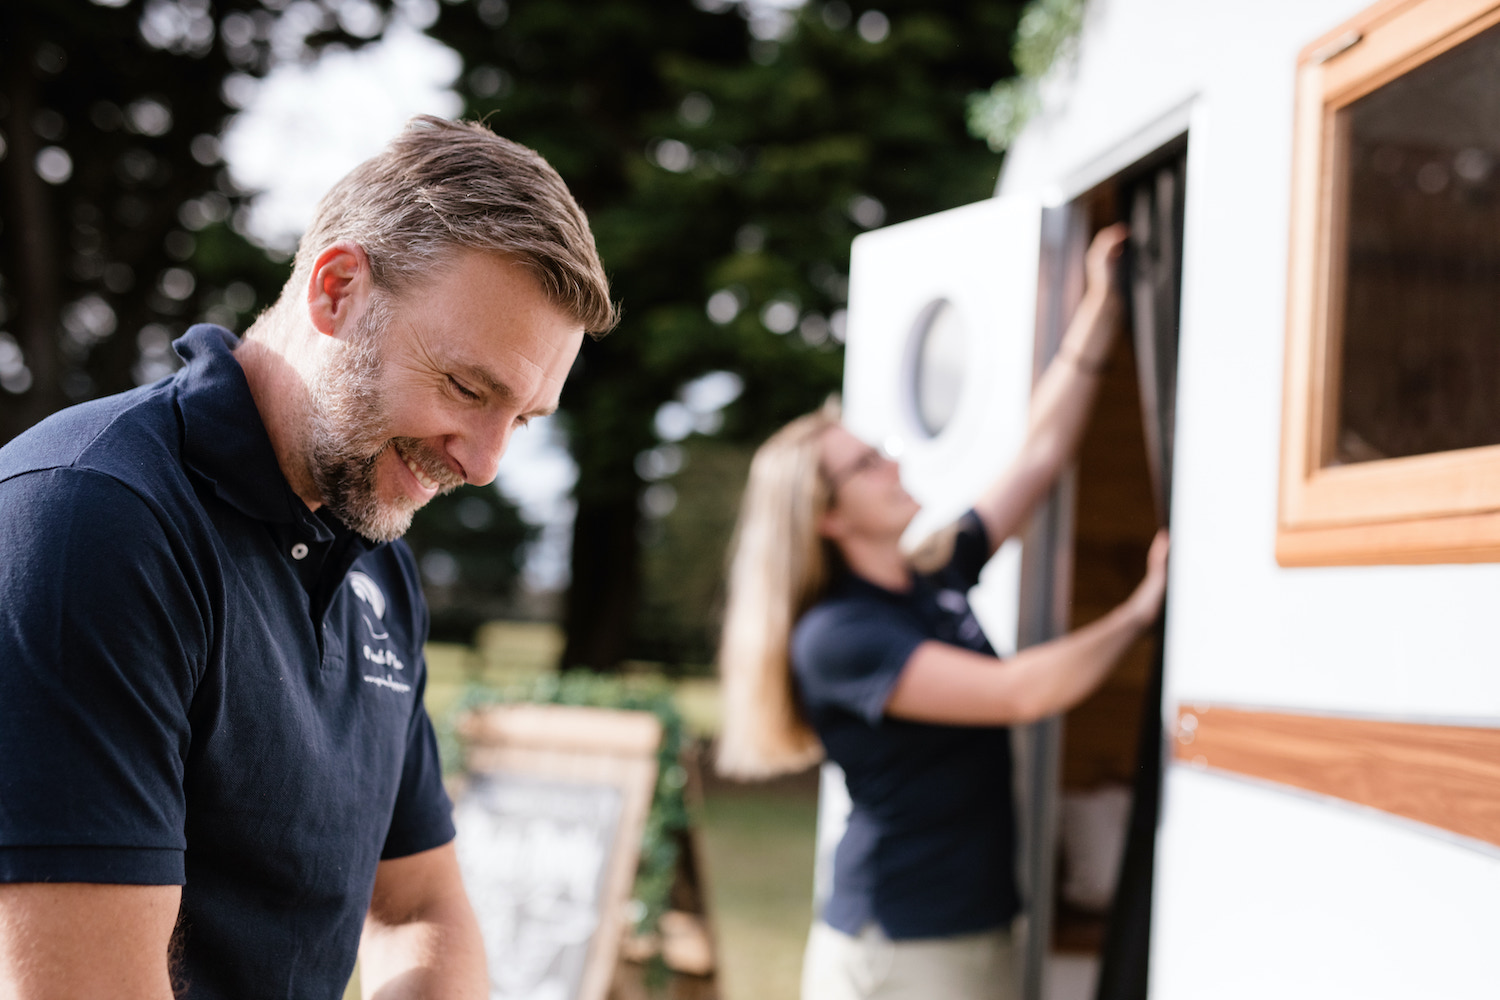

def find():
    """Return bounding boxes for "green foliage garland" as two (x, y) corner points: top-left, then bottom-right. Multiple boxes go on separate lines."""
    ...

(967, 0), (1087, 152)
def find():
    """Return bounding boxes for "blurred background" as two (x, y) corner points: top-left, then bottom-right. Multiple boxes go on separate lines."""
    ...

(0, 1), (1052, 995)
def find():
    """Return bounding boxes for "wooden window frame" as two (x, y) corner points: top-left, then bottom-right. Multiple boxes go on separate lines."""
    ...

(1278, 0), (1500, 566)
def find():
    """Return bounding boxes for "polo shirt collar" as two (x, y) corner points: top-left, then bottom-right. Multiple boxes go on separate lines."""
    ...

(174, 324), (339, 543)
(832, 567), (918, 602)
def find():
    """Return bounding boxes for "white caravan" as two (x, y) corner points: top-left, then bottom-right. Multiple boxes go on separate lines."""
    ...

(834, 1), (1500, 998)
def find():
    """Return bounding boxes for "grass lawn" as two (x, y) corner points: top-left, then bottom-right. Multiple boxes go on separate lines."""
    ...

(696, 771), (819, 1000)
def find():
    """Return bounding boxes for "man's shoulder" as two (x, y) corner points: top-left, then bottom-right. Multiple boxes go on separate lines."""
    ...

(0, 380), (181, 490)
(0, 382), (209, 570)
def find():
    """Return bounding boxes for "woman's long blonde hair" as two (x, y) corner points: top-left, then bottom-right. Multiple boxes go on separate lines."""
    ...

(715, 401), (843, 779)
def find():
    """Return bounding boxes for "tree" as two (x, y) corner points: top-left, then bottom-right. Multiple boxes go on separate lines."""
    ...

(423, 0), (750, 670)
(0, 0), (396, 444)
(401, 483), (538, 642)
(427, 0), (1023, 670)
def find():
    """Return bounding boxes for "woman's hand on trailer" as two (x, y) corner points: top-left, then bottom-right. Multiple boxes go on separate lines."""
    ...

(885, 528), (1170, 728)
(974, 223), (1129, 555)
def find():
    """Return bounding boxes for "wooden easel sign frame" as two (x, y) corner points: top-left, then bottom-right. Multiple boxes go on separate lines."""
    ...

(453, 704), (663, 1000)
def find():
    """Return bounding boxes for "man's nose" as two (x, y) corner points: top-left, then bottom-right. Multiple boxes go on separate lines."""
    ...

(448, 413), (513, 487)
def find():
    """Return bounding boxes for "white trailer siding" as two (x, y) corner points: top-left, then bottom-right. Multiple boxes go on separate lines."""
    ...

(1002, 0), (1500, 717)
(996, 0), (1500, 994)
(1154, 768), (1500, 999)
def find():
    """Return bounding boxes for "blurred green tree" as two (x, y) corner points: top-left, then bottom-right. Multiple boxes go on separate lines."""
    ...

(0, 0), (397, 443)
(634, 437), (753, 668)
(402, 483), (539, 642)
(427, 0), (1022, 670)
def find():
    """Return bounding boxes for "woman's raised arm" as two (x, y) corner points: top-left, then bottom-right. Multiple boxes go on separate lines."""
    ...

(973, 223), (1128, 555)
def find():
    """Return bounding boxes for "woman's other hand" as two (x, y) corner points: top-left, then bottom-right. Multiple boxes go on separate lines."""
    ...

(1127, 529), (1170, 626)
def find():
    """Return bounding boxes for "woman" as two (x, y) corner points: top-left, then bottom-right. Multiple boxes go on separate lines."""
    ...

(716, 223), (1169, 1000)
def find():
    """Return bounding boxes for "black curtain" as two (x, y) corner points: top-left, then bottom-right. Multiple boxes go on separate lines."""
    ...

(1094, 145), (1186, 1000)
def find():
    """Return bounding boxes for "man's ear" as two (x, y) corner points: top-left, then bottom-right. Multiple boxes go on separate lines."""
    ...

(306, 241), (372, 338)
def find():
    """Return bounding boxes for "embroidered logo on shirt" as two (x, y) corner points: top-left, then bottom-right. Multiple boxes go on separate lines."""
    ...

(937, 589), (984, 645)
(348, 571), (386, 619)
(348, 571), (410, 693)
(363, 674), (411, 693)
(936, 590), (968, 614)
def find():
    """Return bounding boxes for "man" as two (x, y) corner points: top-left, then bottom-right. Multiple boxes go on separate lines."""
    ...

(0, 115), (617, 998)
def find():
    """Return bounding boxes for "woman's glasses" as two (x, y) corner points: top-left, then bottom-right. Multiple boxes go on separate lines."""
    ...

(823, 445), (888, 497)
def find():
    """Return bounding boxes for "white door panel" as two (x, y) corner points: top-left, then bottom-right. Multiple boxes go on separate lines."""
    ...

(843, 194), (1043, 653)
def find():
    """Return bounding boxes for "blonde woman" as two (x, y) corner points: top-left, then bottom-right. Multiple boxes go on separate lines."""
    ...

(717, 224), (1168, 1000)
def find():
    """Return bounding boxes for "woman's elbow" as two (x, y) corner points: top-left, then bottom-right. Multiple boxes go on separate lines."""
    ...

(1005, 689), (1051, 727)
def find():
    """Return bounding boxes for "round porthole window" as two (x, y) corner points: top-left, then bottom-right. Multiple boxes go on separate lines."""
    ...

(904, 298), (968, 439)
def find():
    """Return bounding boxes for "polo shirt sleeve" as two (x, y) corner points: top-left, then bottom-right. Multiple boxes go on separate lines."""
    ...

(0, 469), (205, 884)
(791, 600), (927, 726)
(379, 683), (456, 860)
(943, 510), (993, 591)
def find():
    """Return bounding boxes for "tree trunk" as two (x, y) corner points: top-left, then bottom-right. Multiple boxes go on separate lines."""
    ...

(1, 14), (65, 444)
(559, 491), (641, 672)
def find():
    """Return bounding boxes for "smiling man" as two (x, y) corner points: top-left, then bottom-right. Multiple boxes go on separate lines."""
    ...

(0, 117), (616, 999)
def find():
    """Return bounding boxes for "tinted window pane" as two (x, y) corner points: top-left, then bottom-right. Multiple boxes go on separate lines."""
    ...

(1334, 22), (1500, 465)
(910, 299), (966, 437)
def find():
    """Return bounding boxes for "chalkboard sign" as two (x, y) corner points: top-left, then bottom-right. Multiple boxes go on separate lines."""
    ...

(454, 704), (663, 1000)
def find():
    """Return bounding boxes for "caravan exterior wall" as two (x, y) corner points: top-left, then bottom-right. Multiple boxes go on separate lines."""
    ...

(1000, 0), (1500, 996)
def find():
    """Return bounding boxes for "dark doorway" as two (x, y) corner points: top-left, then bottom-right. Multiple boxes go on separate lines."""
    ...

(1016, 136), (1187, 1000)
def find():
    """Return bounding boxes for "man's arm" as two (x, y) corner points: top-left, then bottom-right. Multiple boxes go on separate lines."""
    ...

(0, 883), (181, 999)
(359, 842), (486, 1000)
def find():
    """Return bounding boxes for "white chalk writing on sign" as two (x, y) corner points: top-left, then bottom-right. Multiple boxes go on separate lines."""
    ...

(454, 774), (624, 1000)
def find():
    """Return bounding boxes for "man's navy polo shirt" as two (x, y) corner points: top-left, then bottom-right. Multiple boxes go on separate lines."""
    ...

(0, 325), (455, 998)
(791, 512), (1019, 940)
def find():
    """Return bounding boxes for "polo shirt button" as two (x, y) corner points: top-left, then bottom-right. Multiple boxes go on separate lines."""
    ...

(290, 542), (309, 560)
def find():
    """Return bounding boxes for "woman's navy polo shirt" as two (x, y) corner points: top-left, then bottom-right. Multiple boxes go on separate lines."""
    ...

(0, 326), (455, 998)
(791, 513), (1020, 940)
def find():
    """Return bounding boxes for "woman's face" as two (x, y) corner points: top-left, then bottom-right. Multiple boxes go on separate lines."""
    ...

(817, 425), (919, 544)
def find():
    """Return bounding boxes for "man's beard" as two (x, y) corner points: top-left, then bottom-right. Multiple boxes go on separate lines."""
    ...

(305, 300), (464, 542)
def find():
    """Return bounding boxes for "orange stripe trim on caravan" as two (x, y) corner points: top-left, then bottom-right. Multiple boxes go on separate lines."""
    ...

(1172, 705), (1500, 848)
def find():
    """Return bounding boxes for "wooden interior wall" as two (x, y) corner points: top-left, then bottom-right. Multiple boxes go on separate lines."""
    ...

(1062, 331), (1160, 791)
(1051, 315), (1160, 955)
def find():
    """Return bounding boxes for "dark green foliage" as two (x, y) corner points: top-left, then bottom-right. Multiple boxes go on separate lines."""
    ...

(0, 0), (393, 443)
(428, 0), (1023, 669)
(404, 484), (538, 642)
(634, 438), (755, 670)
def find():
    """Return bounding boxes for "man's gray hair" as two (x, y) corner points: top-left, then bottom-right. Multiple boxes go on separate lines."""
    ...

(289, 115), (618, 335)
